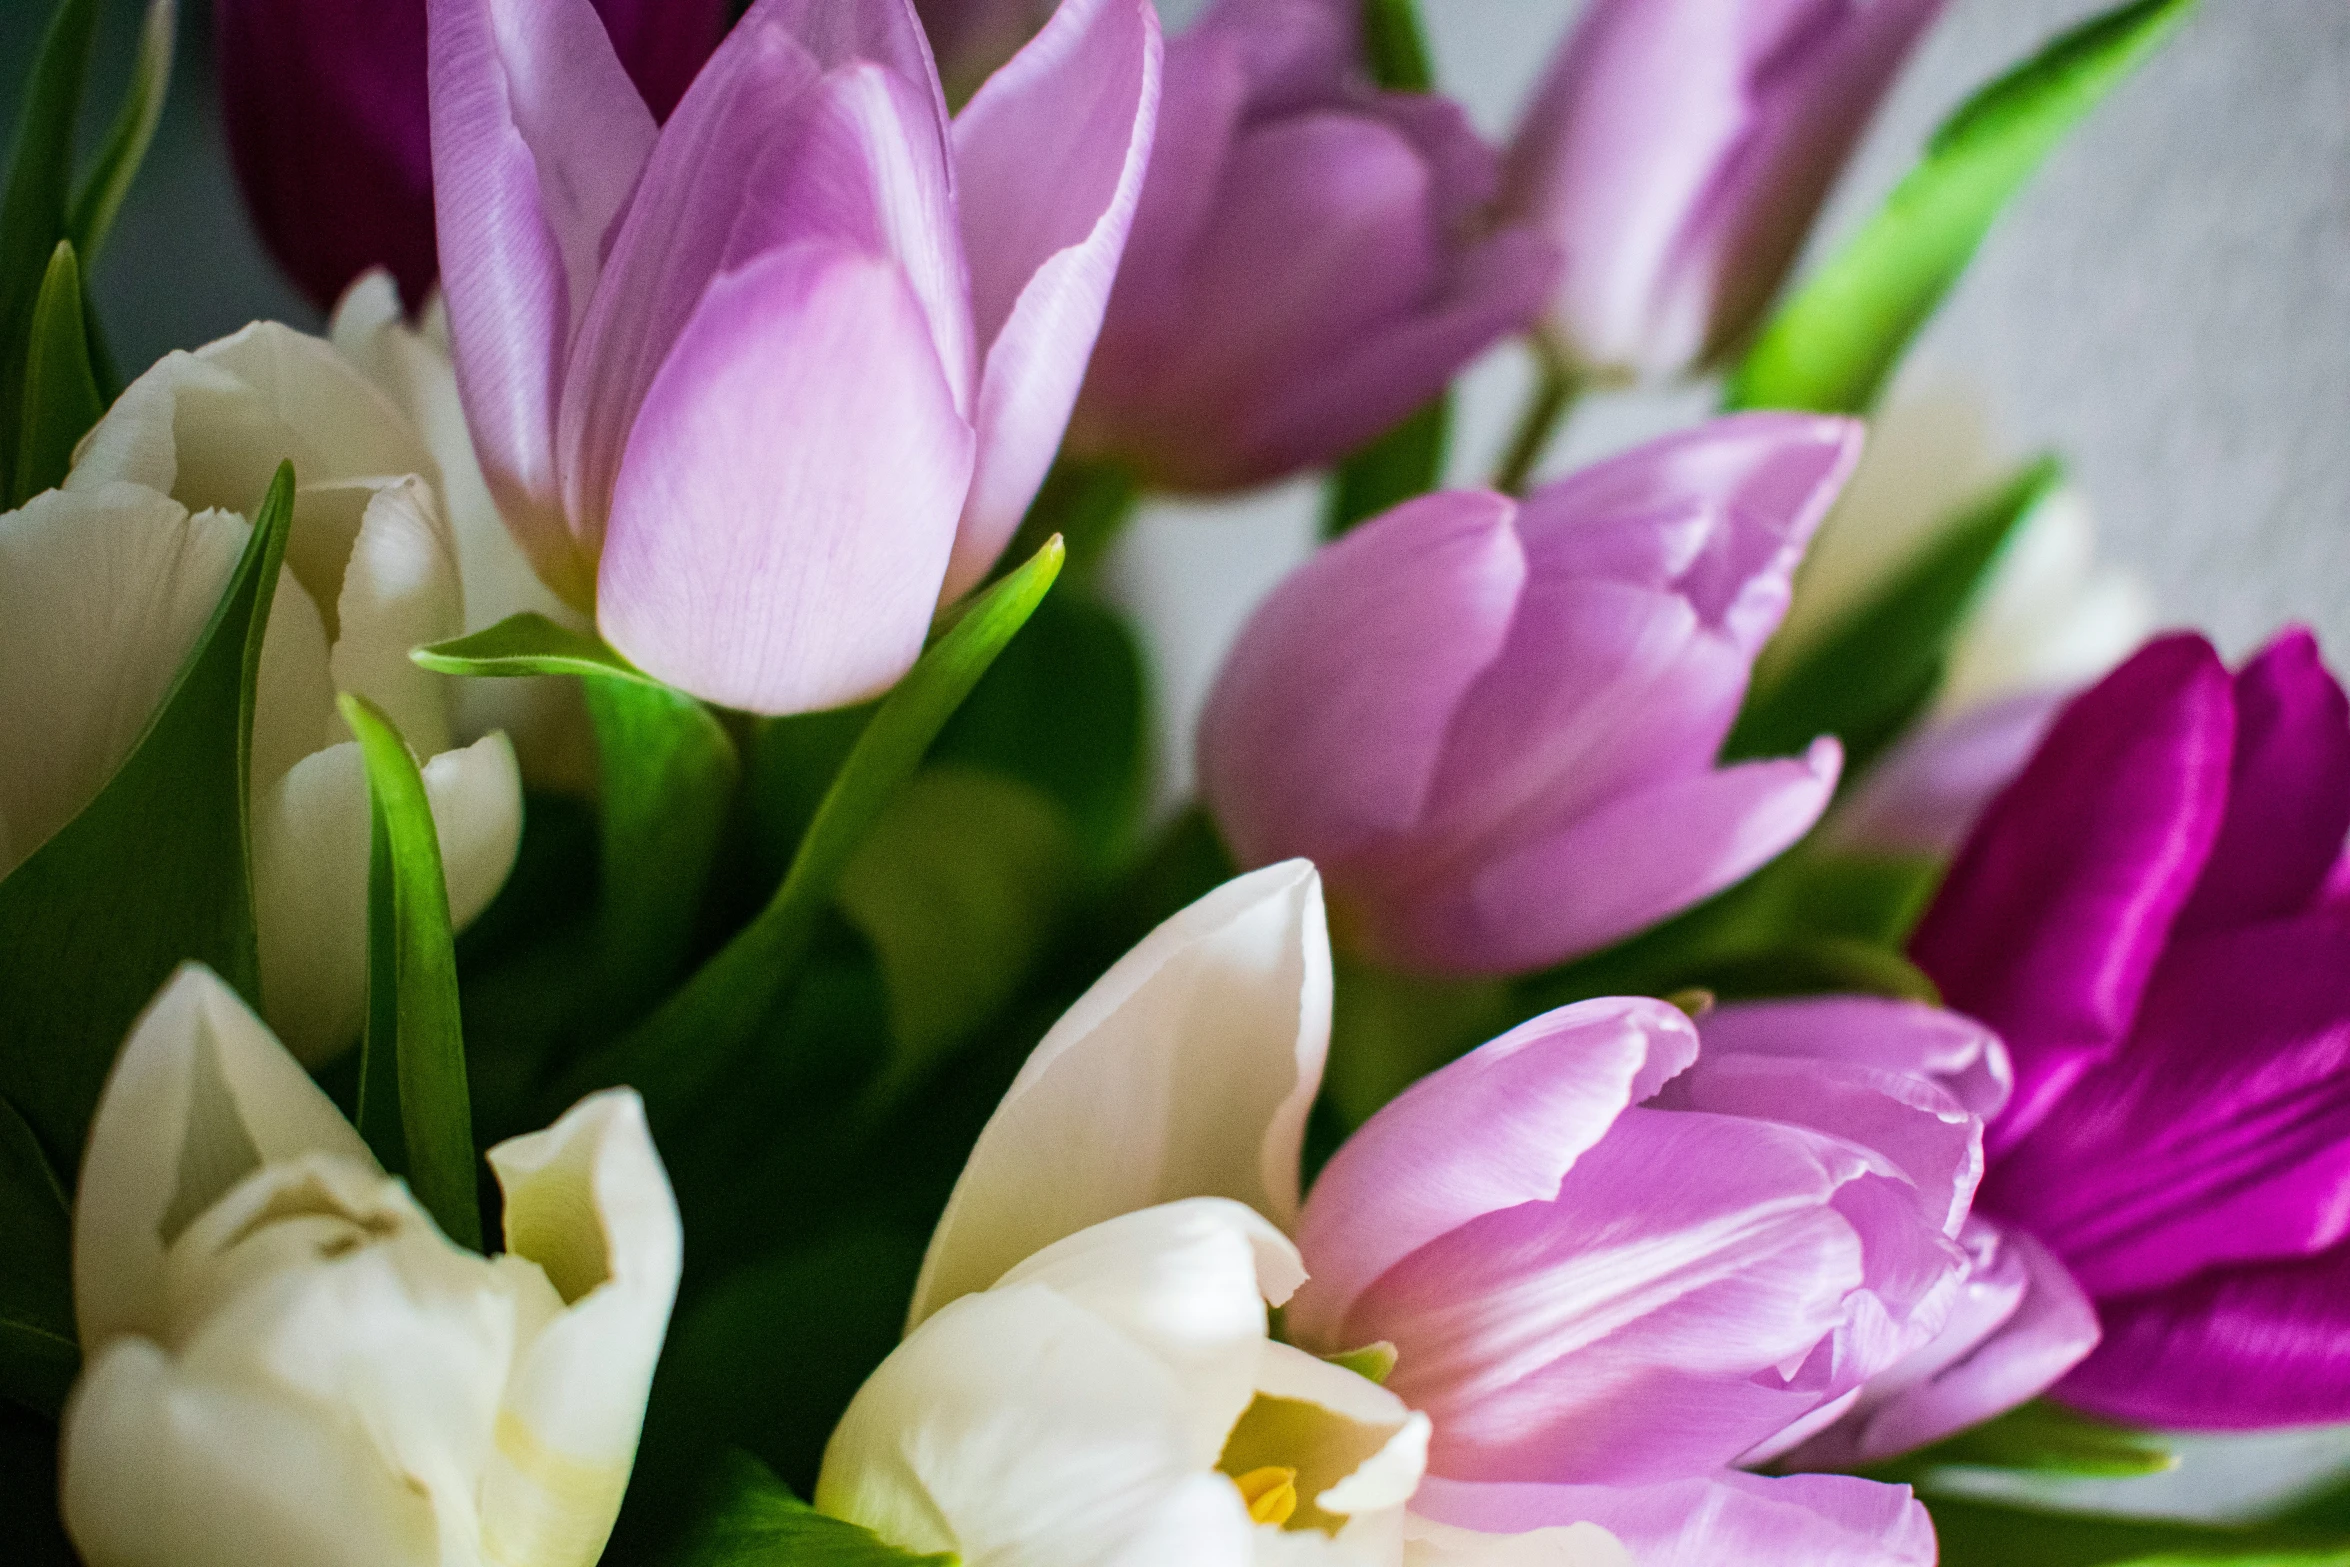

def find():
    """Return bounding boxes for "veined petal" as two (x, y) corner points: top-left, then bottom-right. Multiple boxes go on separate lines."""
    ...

(74, 967), (377, 1350)
(595, 243), (972, 714)
(1699, 997), (2012, 1121)
(1416, 1471), (1935, 1567)
(1403, 1512), (1631, 1567)
(910, 862), (1331, 1328)
(946, 0), (1162, 598)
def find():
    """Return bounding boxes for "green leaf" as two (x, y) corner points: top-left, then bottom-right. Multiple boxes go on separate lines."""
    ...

(1728, 457), (2064, 774)
(1930, 1496), (2350, 1567)
(0, 462), (292, 1177)
(0, 1093), (76, 1420)
(556, 538), (1066, 1125)
(0, 0), (99, 479)
(343, 692), (481, 1252)
(1727, 0), (2198, 414)
(0, 1400), (76, 1565)
(665, 1451), (955, 1567)
(1324, 394), (1451, 538)
(412, 611), (666, 687)
(12, 239), (102, 505)
(1002, 459), (1137, 585)
(1361, 0), (1436, 91)
(65, 0), (174, 271)
(1892, 1400), (2176, 1481)
(1322, 1341), (1398, 1385)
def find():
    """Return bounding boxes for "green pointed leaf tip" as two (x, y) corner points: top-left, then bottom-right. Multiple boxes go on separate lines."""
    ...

(558, 536), (1066, 1120)
(665, 1451), (956, 1567)
(0, 462), (292, 1176)
(412, 611), (664, 687)
(0, 0), (99, 479)
(13, 239), (102, 505)
(1727, 0), (2198, 414)
(67, 0), (176, 270)
(342, 691), (481, 1252)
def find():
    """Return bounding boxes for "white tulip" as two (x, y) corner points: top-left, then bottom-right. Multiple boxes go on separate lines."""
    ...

(0, 320), (524, 1063)
(823, 1199), (1429, 1567)
(59, 964), (681, 1567)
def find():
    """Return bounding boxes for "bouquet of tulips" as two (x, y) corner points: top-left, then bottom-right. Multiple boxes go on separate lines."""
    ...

(5, 0), (2344, 1563)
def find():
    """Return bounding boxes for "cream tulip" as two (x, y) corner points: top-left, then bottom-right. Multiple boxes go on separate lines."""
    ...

(0, 319), (525, 1062)
(59, 964), (681, 1567)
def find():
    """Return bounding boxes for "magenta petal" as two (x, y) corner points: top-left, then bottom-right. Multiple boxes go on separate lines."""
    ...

(1418, 1471), (1935, 1567)
(428, 0), (657, 606)
(1199, 491), (1525, 874)
(1700, 996), (2012, 1121)
(596, 244), (972, 714)
(2062, 1241), (2350, 1429)
(946, 0), (1162, 598)
(1913, 635), (2237, 1151)
(1826, 692), (2066, 860)
(2176, 627), (2350, 934)
(1288, 997), (1698, 1347)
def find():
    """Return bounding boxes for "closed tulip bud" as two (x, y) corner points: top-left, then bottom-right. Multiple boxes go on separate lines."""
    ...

(59, 966), (682, 1567)
(1065, 0), (1557, 493)
(429, 0), (1161, 714)
(1503, 0), (1945, 383)
(217, 0), (730, 311)
(1199, 414), (1859, 976)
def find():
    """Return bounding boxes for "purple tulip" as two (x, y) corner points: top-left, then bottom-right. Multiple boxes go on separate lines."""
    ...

(1913, 629), (2350, 1428)
(218, 0), (729, 312)
(1198, 414), (1857, 976)
(427, 0), (1160, 713)
(1416, 1471), (1936, 1567)
(1062, 0), (1556, 493)
(1502, 0), (1946, 382)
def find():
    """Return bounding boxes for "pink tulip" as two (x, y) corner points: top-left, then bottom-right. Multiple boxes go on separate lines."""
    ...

(1504, 0), (1945, 382)
(428, 0), (1160, 713)
(1199, 414), (1857, 975)
(1063, 0), (1555, 492)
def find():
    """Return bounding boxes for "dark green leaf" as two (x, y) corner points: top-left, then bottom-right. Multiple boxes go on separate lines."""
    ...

(1889, 1400), (2176, 1481)
(1361, 0), (1436, 91)
(64, 0), (174, 270)
(556, 539), (1066, 1125)
(1727, 0), (2199, 414)
(12, 240), (101, 505)
(1728, 457), (2064, 774)
(0, 0), (98, 481)
(344, 692), (481, 1252)
(1325, 957), (1510, 1130)
(1324, 394), (1451, 537)
(412, 611), (665, 687)
(0, 462), (291, 1178)
(0, 1400), (76, 1565)
(0, 1093), (76, 1419)
(1930, 1496), (2350, 1567)
(664, 1451), (955, 1567)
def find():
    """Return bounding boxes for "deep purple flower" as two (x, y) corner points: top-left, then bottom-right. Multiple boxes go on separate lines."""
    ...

(1198, 414), (1856, 976)
(217, 0), (729, 312)
(1913, 629), (2350, 1428)
(1064, 0), (1555, 492)
(1502, 0), (1945, 382)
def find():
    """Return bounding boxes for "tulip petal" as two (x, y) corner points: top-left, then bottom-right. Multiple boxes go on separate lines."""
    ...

(74, 966), (376, 1349)
(1289, 997), (1698, 1348)
(595, 243), (972, 714)
(1404, 1512), (1632, 1567)
(2176, 627), (2350, 933)
(945, 0), (1161, 597)
(1912, 634), (2236, 1149)
(329, 476), (465, 758)
(1824, 691), (2065, 859)
(1699, 996), (2012, 1121)
(424, 734), (525, 933)
(910, 862), (1331, 1328)
(483, 1090), (681, 1567)
(1416, 1471), (1936, 1567)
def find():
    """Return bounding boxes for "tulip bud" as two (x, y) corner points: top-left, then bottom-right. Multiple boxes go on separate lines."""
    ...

(1502, 0), (1945, 383)
(59, 966), (682, 1567)
(1199, 413), (1859, 976)
(1064, 0), (1557, 493)
(217, 0), (731, 312)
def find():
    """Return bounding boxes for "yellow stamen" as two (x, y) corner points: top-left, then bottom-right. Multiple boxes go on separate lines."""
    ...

(1232, 1465), (1300, 1527)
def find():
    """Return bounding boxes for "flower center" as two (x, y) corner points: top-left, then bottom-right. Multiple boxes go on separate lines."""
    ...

(1230, 1465), (1299, 1527)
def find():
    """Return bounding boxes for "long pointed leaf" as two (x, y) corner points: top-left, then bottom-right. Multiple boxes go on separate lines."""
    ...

(414, 611), (667, 687)
(0, 0), (99, 480)
(665, 1450), (956, 1567)
(557, 538), (1067, 1124)
(343, 693), (481, 1252)
(66, 0), (176, 271)
(12, 240), (101, 505)
(0, 462), (292, 1176)
(0, 1093), (75, 1420)
(1727, 0), (2198, 414)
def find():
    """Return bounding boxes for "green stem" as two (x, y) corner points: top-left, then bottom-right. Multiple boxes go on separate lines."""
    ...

(1492, 347), (1582, 496)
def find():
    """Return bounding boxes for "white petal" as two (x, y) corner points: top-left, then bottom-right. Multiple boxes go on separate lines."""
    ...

(330, 476), (465, 759)
(910, 861), (1332, 1327)
(425, 734), (524, 932)
(481, 1091), (682, 1567)
(251, 743), (371, 1065)
(75, 967), (375, 1349)
(1403, 1514), (1633, 1567)
(1231, 1343), (1428, 1525)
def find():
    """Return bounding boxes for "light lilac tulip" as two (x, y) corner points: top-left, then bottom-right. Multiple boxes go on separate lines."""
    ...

(1063, 0), (1556, 492)
(428, 0), (1160, 713)
(1504, 0), (1946, 382)
(1199, 414), (1857, 976)
(1415, 1471), (1936, 1567)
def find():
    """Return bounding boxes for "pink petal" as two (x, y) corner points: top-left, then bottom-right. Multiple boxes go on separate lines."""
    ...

(1289, 997), (1699, 1347)
(1700, 995), (2012, 1121)
(596, 244), (971, 714)
(1417, 1471), (1936, 1567)
(945, 0), (1162, 598)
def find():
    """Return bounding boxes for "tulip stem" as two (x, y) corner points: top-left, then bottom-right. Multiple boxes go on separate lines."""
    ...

(1493, 347), (1582, 496)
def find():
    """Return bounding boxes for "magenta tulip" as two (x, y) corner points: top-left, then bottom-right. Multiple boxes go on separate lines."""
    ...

(1199, 414), (1857, 976)
(1503, 0), (1945, 382)
(218, 0), (729, 312)
(1914, 629), (2350, 1428)
(428, 0), (1160, 713)
(1063, 0), (1555, 492)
